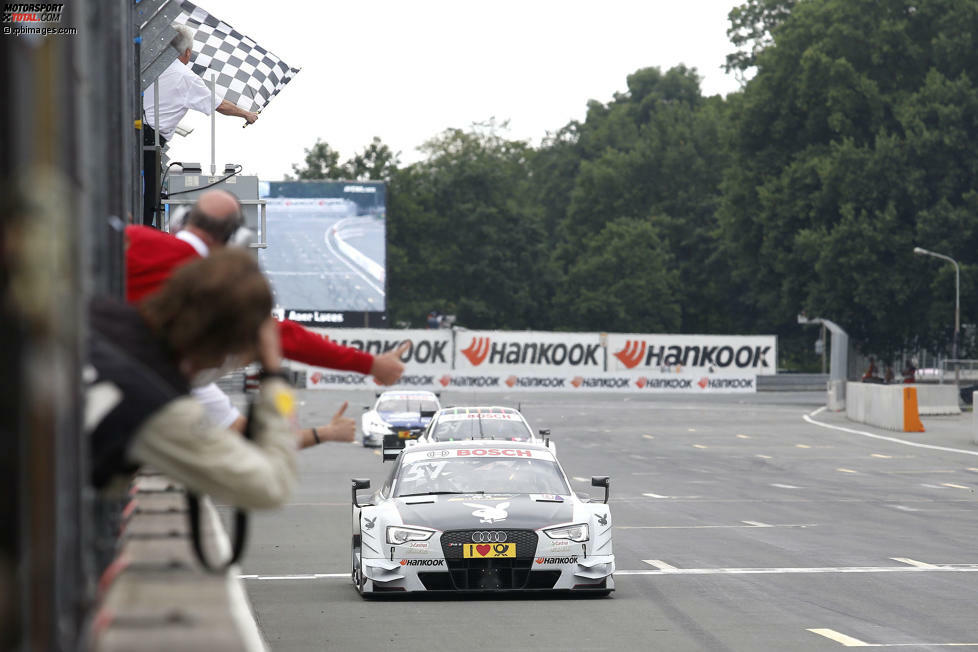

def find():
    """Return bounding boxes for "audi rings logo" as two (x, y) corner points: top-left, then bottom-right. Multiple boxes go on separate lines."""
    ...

(426, 450), (450, 458)
(471, 531), (508, 543)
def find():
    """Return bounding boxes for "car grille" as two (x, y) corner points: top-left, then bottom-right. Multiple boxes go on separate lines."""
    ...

(432, 530), (555, 590)
(440, 529), (538, 559)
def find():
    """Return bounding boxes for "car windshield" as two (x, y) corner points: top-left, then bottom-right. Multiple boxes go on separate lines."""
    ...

(395, 457), (568, 497)
(430, 414), (532, 441)
(376, 397), (439, 413)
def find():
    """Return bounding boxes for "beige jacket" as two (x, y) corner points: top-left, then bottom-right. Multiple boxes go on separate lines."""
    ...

(128, 378), (298, 509)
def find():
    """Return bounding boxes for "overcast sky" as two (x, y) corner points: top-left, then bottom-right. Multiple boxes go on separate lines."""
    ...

(170, 0), (744, 180)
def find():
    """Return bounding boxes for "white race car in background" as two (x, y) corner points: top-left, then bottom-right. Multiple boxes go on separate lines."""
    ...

(360, 391), (441, 448)
(351, 440), (614, 595)
(392, 406), (554, 459)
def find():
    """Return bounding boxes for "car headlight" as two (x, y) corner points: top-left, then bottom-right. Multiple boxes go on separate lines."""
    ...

(387, 525), (435, 545)
(544, 523), (589, 542)
(364, 416), (392, 436)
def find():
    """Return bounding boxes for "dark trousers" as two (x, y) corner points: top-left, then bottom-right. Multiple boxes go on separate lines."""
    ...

(142, 126), (167, 228)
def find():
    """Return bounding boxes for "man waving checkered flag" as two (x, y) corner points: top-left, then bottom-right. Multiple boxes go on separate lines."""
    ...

(174, 0), (300, 114)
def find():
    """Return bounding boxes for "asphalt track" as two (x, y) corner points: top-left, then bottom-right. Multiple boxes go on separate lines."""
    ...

(237, 390), (978, 651)
(259, 208), (385, 312)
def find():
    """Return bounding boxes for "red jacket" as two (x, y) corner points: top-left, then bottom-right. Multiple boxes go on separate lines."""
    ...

(124, 225), (373, 374)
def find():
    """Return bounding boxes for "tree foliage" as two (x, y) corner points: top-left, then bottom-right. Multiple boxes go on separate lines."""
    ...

(287, 137), (400, 181)
(287, 0), (978, 364)
(720, 0), (978, 358)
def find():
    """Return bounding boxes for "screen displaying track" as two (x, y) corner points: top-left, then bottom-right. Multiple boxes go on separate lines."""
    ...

(258, 181), (386, 315)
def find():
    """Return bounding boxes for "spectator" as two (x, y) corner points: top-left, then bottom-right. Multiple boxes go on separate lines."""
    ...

(902, 359), (917, 384)
(125, 190), (400, 439)
(87, 249), (296, 509)
(862, 356), (877, 381)
(884, 364), (895, 384)
(141, 24), (259, 227)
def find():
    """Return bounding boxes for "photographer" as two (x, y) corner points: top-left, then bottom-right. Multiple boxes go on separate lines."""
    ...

(88, 249), (297, 508)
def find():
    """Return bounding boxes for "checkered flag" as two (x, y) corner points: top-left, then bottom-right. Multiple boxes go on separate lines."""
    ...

(174, 1), (300, 113)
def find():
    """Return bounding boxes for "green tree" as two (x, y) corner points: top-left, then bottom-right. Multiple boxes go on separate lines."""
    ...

(724, 0), (797, 76)
(346, 137), (400, 181)
(287, 138), (346, 180)
(554, 218), (680, 332)
(538, 65), (741, 334)
(387, 125), (549, 329)
(719, 0), (978, 357)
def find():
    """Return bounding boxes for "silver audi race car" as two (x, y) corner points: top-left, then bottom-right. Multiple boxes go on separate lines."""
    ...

(351, 440), (614, 596)
(392, 406), (555, 459)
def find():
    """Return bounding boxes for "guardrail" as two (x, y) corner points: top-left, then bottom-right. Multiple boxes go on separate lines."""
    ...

(88, 474), (265, 652)
(757, 374), (828, 392)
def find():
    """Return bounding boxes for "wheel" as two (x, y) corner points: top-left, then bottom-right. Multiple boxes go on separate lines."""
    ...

(352, 546), (364, 594)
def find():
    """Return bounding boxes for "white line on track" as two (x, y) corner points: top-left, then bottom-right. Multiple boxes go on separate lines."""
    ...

(616, 523), (815, 529)
(241, 563), (978, 582)
(741, 520), (771, 527)
(890, 557), (937, 568)
(614, 563), (978, 576)
(808, 628), (871, 646)
(642, 560), (678, 570)
(642, 492), (668, 498)
(804, 408), (978, 457)
(808, 627), (978, 647)
(572, 476), (588, 482)
(771, 483), (801, 489)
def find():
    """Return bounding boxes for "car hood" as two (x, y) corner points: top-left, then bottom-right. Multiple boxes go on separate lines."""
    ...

(378, 411), (431, 428)
(394, 493), (573, 531)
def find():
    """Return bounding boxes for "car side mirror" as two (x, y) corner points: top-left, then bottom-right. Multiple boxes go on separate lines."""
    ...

(420, 409), (436, 418)
(539, 429), (551, 448)
(591, 476), (610, 504)
(382, 434), (403, 462)
(352, 478), (371, 507)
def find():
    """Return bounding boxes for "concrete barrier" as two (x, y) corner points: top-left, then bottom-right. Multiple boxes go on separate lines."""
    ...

(910, 384), (961, 415)
(846, 382), (925, 432)
(827, 379), (845, 411)
(90, 474), (267, 651)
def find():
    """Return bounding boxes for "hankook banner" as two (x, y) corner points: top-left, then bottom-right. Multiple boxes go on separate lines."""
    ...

(289, 328), (775, 392)
(607, 334), (777, 375)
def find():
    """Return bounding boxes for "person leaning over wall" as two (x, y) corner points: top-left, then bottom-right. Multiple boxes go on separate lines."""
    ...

(86, 248), (298, 509)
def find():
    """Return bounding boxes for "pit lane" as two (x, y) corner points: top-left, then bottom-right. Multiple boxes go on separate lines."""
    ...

(236, 391), (978, 651)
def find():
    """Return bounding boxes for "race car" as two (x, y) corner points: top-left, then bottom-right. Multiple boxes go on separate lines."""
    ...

(360, 390), (441, 448)
(350, 440), (614, 595)
(390, 406), (553, 459)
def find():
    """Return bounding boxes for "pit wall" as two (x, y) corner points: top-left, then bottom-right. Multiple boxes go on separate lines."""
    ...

(846, 383), (926, 432)
(290, 329), (777, 394)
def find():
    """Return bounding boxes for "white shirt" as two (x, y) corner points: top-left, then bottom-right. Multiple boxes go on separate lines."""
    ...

(174, 230), (240, 427)
(143, 59), (221, 141)
(191, 382), (241, 428)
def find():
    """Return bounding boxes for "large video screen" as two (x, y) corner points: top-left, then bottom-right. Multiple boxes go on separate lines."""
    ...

(258, 180), (386, 327)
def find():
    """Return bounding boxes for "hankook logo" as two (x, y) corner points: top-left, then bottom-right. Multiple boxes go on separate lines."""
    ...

(614, 340), (648, 369)
(461, 337), (491, 366)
